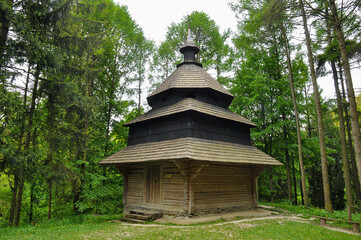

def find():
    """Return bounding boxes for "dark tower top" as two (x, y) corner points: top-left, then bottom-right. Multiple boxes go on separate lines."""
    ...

(122, 30), (256, 146)
(147, 29), (233, 109)
(179, 29), (200, 62)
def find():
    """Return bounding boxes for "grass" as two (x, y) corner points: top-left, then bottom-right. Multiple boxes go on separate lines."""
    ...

(1, 204), (360, 239)
(260, 201), (361, 230)
(1, 217), (359, 240)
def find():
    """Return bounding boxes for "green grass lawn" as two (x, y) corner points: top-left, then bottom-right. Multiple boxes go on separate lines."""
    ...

(0, 213), (359, 240)
(260, 201), (361, 231)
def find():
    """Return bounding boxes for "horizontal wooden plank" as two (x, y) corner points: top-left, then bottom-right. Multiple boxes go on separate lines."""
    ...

(127, 192), (143, 197)
(163, 193), (184, 199)
(194, 202), (253, 209)
(194, 186), (251, 192)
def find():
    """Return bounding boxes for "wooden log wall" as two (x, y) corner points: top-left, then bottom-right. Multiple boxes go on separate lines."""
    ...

(192, 162), (253, 210)
(124, 161), (256, 215)
(126, 163), (144, 205)
(162, 161), (184, 212)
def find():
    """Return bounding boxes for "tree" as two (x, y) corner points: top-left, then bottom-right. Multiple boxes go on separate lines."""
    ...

(230, 0), (310, 205)
(161, 11), (231, 78)
(150, 40), (176, 91)
(327, 0), (361, 189)
(299, 0), (332, 212)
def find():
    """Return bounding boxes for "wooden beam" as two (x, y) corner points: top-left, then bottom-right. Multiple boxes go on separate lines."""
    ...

(188, 173), (194, 215)
(251, 165), (268, 178)
(190, 162), (209, 180)
(251, 165), (267, 207)
(183, 174), (188, 213)
(172, 159), (189, 176)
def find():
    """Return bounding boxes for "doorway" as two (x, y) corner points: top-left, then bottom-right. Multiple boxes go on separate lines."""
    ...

(144, 163), (161, 204)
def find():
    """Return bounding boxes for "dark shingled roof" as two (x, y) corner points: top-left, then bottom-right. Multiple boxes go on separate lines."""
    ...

(125, 98), (255, 127)
(99, 137), (282, 166)
(148, 63), (234, 98)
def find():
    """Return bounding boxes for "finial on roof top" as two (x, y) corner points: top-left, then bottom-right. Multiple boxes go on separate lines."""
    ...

(187, 28), (193, 42)
(179, 21), (200, 63)
(187, 15), (192, 41)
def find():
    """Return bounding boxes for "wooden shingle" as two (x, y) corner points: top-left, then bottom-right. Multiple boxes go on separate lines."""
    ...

(148, 63), (233, 98)
(99, 137), (282, 166)
(125, 98), (255, 127)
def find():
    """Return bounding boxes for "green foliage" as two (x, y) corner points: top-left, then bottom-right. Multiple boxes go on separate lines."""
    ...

(0, 0), (152, 225)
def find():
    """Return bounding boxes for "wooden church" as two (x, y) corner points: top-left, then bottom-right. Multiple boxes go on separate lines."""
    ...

(100, 30), (281, 219)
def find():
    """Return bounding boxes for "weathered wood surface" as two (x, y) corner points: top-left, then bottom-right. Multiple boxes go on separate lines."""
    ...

(124, 161), (260, 214)
(126, 98), (255, 127)
(144, 163), (162, 204)
(100, 138), (282, 166)
(126, 163), (144, 205)
(192, 163), (254, 210)
(163, 161), (185, 212)
(148, 63), (233, 99)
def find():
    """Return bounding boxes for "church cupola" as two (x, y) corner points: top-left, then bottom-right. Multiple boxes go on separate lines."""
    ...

(179, 28), (199, 62)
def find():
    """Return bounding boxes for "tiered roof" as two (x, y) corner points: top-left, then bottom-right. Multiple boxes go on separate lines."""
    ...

(99, 29), (281, 167)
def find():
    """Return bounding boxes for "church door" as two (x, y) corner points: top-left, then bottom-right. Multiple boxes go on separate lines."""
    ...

(144, 163), (161, 204)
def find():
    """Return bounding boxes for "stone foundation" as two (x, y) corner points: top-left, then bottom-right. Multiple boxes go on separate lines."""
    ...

(124, 205), (256, 218)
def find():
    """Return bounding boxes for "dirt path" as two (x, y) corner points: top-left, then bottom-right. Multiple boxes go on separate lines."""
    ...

(118, 214), (361, 236)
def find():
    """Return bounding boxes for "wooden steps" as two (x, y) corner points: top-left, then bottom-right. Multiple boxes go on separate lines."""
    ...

(121, 210), (163, 223)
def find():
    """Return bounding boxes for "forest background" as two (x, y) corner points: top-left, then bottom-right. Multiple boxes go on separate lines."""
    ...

(1, 0), (361, 227)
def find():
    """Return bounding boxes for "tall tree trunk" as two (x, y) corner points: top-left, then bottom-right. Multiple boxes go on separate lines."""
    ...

(282, 113), (292, 202)
(300, 0), (332, 212)
(8, 175), (18, 226)
(333, 67), (353, 215)
(280, 23), (309, 206)
(292, 154), (298, 205)
(14, 179), (24, 227)
(13, 66), (40, 226)
(329, 0), (361, 188)
(324, 9), (353, 213)
(10, 64), (31, 226)
(300, 179), (304, 205)
(304, 87), (313, 138)
(105, 46), (119, 154)
(45, 76), (56, 220)
(339, 66), (361, 203)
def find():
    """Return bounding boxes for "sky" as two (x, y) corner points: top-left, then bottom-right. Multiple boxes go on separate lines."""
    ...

(115, 0), (238, 43)
(114, 0), (361, 100)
